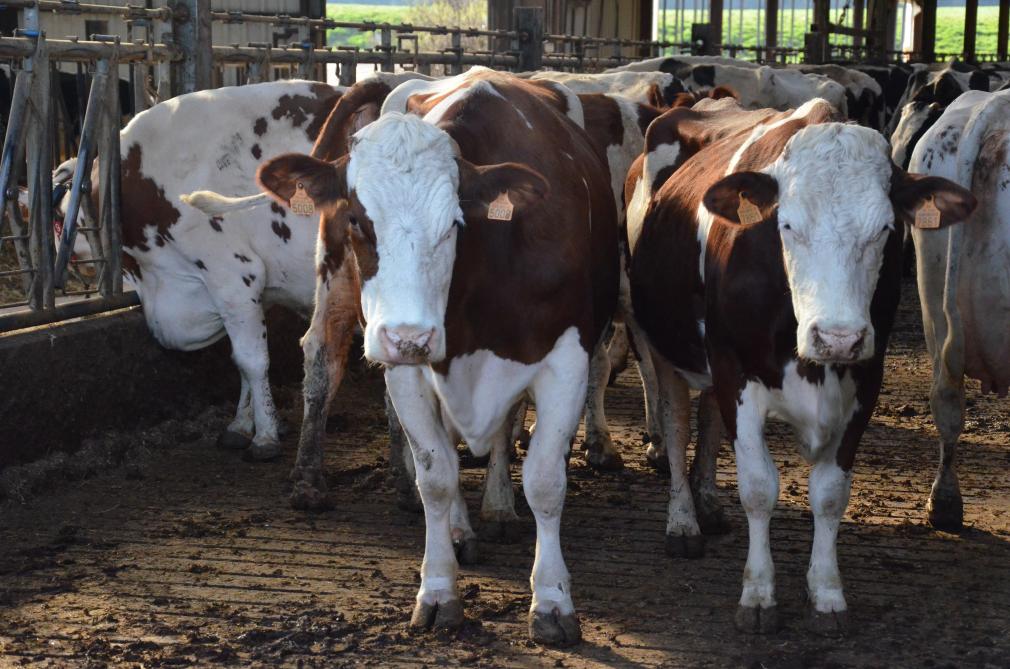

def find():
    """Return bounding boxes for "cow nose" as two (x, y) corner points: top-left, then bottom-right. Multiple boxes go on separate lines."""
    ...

(811, 325), (867, 361)
(379, 325), (436, 363)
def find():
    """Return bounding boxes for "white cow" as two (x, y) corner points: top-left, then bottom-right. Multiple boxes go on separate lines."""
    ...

(528, 70), (678, 106)
(908, 88), (1010, 531)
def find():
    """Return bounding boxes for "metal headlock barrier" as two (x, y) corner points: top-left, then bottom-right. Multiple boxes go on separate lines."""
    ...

(0, 2), (1000, 331)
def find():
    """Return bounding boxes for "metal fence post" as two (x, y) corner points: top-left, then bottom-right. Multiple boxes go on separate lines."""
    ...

(98, 52), (123, 296)
(514, 7), (543, 71)
(172, 0), (212, 94)
(24, 34), (55, 309)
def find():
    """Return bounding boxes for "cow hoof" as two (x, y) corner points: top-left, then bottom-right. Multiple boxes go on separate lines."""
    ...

(479, 513), (523, 543)
(244, 441), (282, 462)
(528, 609), (582, 647)
(644, 444), (669, 477)
(217, 430), (252, 451)
(927, 494), (964, 532)
(289, 480), (332, 511)
(665, 533), (704, 559)
(453, 536), (480, 566)
(693, 493), (731, 535)
(410, 598), (463, 631)
(735, 604), (778, 634)
(807, 607), (849, 637)
(582, 442), (624, 471)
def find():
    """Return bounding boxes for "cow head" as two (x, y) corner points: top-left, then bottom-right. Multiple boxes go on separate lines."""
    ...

(704, 123), (974, 365)
(258, 112), (547, 366)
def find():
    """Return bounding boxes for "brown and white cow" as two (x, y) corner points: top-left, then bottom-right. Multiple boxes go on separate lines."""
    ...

(628, 98), (975, 634)
(908, 89), (1010, 531)
(254, 68), (618, 645)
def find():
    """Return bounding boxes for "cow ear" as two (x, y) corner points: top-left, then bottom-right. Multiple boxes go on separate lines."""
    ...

(703, 171), (779, 224)
(890, 168), (976, 229)
(457, 159), (549, 221)
(257, 153), (348, 213)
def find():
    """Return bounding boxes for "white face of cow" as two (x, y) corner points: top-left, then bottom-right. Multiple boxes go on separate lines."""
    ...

(770, 125), (894, 363)
(346, 113), (463, 365)
(703, 122), (976, 365)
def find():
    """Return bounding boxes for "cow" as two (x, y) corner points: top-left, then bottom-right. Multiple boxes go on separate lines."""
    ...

(252, 68), (619, 646)
(527, 70), (683, 107)
(793, 64), (884, 129)
(626, 97), (975, 635)
(52, 80), (351, 463)
(907, 88), (1010, 531)
(608, 57), (848, 115)
(889, 61), (989, 169)
(849, 63), (915, 131)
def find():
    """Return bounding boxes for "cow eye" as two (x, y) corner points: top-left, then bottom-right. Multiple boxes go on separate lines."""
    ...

(348, 214), (358, 227)
(781, 223), (792, 231)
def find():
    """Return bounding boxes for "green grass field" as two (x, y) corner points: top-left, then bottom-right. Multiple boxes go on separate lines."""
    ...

(327, 4), (995, 59)
(326, 3), (407, 49)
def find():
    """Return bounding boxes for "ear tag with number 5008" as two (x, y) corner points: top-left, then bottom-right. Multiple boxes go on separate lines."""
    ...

(915, 195), (941, 229)
(290, 183), (315, 217)
(487, 191), (514, 221)
(736, 193), (763, 225)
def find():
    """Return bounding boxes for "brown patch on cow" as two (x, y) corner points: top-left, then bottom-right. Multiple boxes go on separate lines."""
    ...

(270, 201), (287, 219)
(578, 94), (626, 159)
(253, 117), (268, 136)
(344, 193), (378, 283)
(209, 217), (223, 232)
(122, 253), (142, 281)
(271, 83), (342, 142)
(271, 220), (291, 243)
(636, 103), (662, 135)
(251, 144), (262, 160)
(311, 80), (390, 161)
(121, 143), (181, 253)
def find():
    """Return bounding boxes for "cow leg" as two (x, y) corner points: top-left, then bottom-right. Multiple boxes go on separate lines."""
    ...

(606, 322), (630, 385)
(449, 484), (479, 565)
(221, 306), (281, 462)
(626, 316), (664, 473)
(689, 390), (730, 534)
(652, 353), (702, 558)
(731, 384), (778, 634)
(927, 378), (965, 531)
(386, 365), (464, 632)
(479, 424), (520, 542)
(581, 325), (623, 471)
(524, 345), (586, 647)
(386, 388), (422, 512)
(806, 457), (852, 637)
(218, 375), (254, 450)
(289, 261), (359, 510)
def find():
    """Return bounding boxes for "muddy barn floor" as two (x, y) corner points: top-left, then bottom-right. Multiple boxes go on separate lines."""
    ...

(1, 281), (1009, 668)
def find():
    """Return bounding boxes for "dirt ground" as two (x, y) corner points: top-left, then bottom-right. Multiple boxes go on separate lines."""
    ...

(1, 279), (1009, 668)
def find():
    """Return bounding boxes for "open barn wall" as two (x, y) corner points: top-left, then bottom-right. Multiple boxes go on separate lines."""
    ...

(489, 0), (652, 41)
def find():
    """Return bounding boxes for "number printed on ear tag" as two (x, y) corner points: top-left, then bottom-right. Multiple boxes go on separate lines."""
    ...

(737, 193), (763, 225)
(487, 191), (514, 221)
(915, 196), (941, 229)
(290, 183), (315, 217)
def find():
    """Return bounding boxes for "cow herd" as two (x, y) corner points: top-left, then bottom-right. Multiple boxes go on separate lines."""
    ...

(39, 54), (1009, 647)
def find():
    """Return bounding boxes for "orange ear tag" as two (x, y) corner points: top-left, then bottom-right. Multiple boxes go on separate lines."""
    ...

(736, 192), (763, 225)
(915, 195), (941, 229)
(487, 191), (514, 221)
(290, 183), (315, 217)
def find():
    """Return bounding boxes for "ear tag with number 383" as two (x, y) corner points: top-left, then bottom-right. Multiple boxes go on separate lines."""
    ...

(915, 195), (941, 229)
(290, 182), (315, 217)
(737, 193), (763, 225)
(487, 191), (514, 221)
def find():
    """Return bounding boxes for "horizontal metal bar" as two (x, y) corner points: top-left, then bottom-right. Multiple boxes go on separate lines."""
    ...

(0, 36), (177, 62)
(1, 235), (30, 242)
(210, 44), (518, 67)
(2, 0), (171, 21)
(0, 267), (33, 277)
(208, 11), (517, 39)
(0, 291), (140, 333)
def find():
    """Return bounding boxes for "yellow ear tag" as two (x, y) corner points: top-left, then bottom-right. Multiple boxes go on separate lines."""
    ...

(290, 183), (315, 217)
(915, 195), (941, 229)
(487, 191), (514, 221)
(736, 192), (763, 225)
